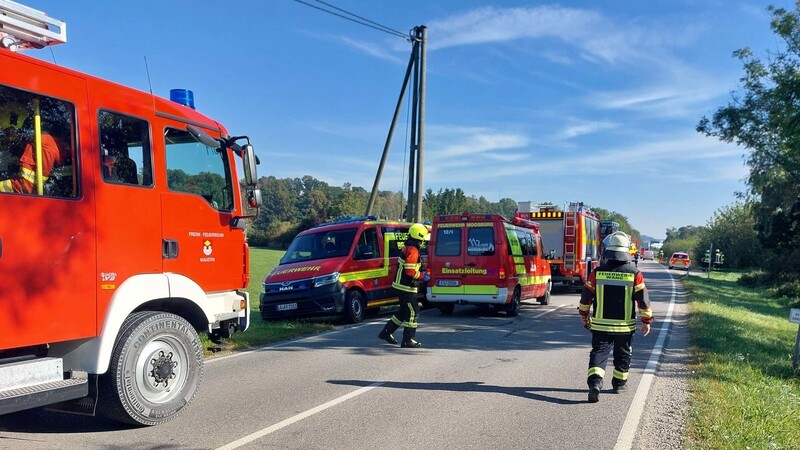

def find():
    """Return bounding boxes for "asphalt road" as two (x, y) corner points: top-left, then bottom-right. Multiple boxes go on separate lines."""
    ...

(0, 261), (683, 450)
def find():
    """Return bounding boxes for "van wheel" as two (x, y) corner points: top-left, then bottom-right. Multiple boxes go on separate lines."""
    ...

(343, 289), (365, 323)
(506, 288), (521, 317)
(97, 312), (202, 426)
(437, 303), (455, 315)
(537, 282), (551, 305)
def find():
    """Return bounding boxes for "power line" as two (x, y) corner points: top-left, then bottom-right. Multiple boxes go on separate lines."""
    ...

(293, 0), (410, 41)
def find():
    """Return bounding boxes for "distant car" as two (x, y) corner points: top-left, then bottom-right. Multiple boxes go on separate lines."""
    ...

(668, 252), (692, 270)
(642, 250), (654, 260)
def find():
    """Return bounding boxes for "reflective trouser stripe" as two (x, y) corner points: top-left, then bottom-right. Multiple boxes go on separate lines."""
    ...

(588, 367), (605, 378)
(613, 369), (629, 381)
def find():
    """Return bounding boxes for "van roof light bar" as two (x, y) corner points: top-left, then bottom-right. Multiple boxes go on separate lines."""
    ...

(0, 0), (66, 52)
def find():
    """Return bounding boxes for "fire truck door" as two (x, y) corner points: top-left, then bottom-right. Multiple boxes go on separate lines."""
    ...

(160, 127), (244, 292)
(0, 59), (97, 348)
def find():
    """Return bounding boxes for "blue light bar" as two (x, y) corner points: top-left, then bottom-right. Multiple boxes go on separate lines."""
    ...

(170, 89), (195, 110)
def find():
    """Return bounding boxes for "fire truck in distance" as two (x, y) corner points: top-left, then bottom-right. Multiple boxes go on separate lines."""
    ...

(516, 202), (601, 290)
(0, 1), (261, 425)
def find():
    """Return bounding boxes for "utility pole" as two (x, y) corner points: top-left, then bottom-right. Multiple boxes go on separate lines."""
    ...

(365, 25), (427, 222)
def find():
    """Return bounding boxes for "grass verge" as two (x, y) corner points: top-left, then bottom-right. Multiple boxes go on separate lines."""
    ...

(201, 247), (337, 354)
(684, 271), (800, 449)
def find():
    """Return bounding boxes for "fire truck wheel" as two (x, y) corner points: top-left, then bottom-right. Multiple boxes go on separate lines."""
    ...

(537, 283), (551, 305)
(506, 287), (521, 317)
(437, 303), (455, 315)
(343, 289), (365, 324)
(98, 311), (203, 426)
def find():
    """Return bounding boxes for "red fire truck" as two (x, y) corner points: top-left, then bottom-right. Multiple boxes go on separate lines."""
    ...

(517, 202), (601, 289)
(0, 2), (261, 425)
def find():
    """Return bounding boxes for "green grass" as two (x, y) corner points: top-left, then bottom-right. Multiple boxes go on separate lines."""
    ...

(684, 271), (800, 449)
(200, 247), (336, 354)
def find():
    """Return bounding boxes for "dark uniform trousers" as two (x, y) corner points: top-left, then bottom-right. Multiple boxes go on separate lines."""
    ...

(588, 331), (632, 388)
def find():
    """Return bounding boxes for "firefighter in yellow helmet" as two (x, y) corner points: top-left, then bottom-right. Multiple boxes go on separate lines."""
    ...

(578, 231), (654, 403)
(378, 223), (429, 348)
(0, 101), (68, 194)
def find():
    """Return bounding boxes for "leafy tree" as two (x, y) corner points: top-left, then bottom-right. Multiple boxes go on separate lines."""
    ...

(697, 3), (800, 275)
(693, 202), (762, 270)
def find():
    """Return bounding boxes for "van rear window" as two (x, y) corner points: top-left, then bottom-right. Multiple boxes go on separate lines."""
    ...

(435, 227), (461, 256)
(468, 227), (495, 256)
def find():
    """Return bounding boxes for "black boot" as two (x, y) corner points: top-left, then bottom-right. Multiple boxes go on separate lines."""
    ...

(588, 377), (602, 403)
(401, 328), (421, 348)
(612, 379), (627, 393)
(378, 321), (399, 345)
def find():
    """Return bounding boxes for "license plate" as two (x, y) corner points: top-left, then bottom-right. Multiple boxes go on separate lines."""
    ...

(276, 303), (298, 311)
(437, 279), (460, 287)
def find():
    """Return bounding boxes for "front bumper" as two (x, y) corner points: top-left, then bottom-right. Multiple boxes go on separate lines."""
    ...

(260, 281), (345, 320)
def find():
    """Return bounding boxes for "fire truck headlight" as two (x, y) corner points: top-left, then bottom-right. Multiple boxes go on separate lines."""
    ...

(313, 272), (340, 288)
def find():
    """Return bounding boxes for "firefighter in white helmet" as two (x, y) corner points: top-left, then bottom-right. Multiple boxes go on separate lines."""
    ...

(378, 223), (429, 348)
(578, 231), (654, 403)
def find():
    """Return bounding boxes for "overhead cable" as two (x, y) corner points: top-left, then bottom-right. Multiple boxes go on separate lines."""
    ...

(293, 0), (410, 41)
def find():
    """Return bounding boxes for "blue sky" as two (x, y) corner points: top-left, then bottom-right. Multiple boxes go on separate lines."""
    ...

(23, 1), (795, 239)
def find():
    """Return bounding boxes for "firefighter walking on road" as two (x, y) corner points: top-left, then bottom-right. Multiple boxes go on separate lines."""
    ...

(578, 231), (654, 403)
(378, 223), (429, 348)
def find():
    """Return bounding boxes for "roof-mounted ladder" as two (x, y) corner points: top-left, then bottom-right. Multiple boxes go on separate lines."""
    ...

(0, 0), (66, 52)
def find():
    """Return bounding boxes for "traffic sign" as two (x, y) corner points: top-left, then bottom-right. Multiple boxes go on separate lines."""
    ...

(791, 308), (800, 324)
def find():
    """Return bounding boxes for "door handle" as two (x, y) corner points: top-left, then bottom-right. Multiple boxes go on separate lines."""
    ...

(162, 239), (179, 259)
(466, 262), (476, 267)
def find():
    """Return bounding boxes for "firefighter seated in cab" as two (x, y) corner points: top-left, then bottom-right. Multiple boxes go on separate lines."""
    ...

(0, 101), (68, 194)
(578, 231), (653, 403)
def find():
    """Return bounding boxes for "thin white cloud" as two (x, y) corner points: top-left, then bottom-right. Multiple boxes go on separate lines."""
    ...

(339, 36), (406, 64)
(555, 120), (619, 140)
(425, 5), (640, 64)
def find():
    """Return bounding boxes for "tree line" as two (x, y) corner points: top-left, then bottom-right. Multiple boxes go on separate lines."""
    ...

(246, 175), (641, 249)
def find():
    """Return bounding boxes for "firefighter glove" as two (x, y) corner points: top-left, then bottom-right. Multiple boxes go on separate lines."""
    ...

(422, 271), (430, 282)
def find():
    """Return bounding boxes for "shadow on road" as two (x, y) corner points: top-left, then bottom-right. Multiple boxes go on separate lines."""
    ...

(327, 379), (587, 405)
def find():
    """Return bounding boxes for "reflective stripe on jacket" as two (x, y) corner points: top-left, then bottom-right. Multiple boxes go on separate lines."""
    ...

(579, 260), (652, 333)
(392, 244), (422, 293)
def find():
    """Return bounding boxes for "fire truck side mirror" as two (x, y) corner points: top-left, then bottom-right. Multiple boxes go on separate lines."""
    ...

(241, 144), (258, 186)
(247, 188), (263, 208)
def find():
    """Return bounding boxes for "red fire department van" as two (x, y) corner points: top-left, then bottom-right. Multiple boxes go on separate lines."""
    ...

(517, 202), (601, 290)
(426, 213), (552, 316)
(261, 217), (427, 323)
(0, 2), (261, 425)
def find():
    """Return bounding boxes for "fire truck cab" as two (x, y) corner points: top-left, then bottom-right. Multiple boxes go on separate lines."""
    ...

(0, 1), (261, 425)
(426, 213), (552, 316)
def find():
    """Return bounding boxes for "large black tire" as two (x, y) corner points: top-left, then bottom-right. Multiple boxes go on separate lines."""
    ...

(343, 289), (365, 323)
(97, 311), (203, 426)
(506, 287), (521, 317)
(537, 282), (551, 305)
(437, 303), (455, 315)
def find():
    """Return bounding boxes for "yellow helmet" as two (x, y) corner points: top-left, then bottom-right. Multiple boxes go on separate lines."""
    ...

(408, 223), (429, 241)
(0, 102), (29, 130)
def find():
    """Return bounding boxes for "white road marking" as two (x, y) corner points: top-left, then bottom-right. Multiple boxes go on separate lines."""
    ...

(215, 382), (384, 450)
(614, 266), (677, 450)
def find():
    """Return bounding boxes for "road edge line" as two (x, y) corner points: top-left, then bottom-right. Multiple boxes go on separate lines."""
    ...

(614, 265), (677, 450)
